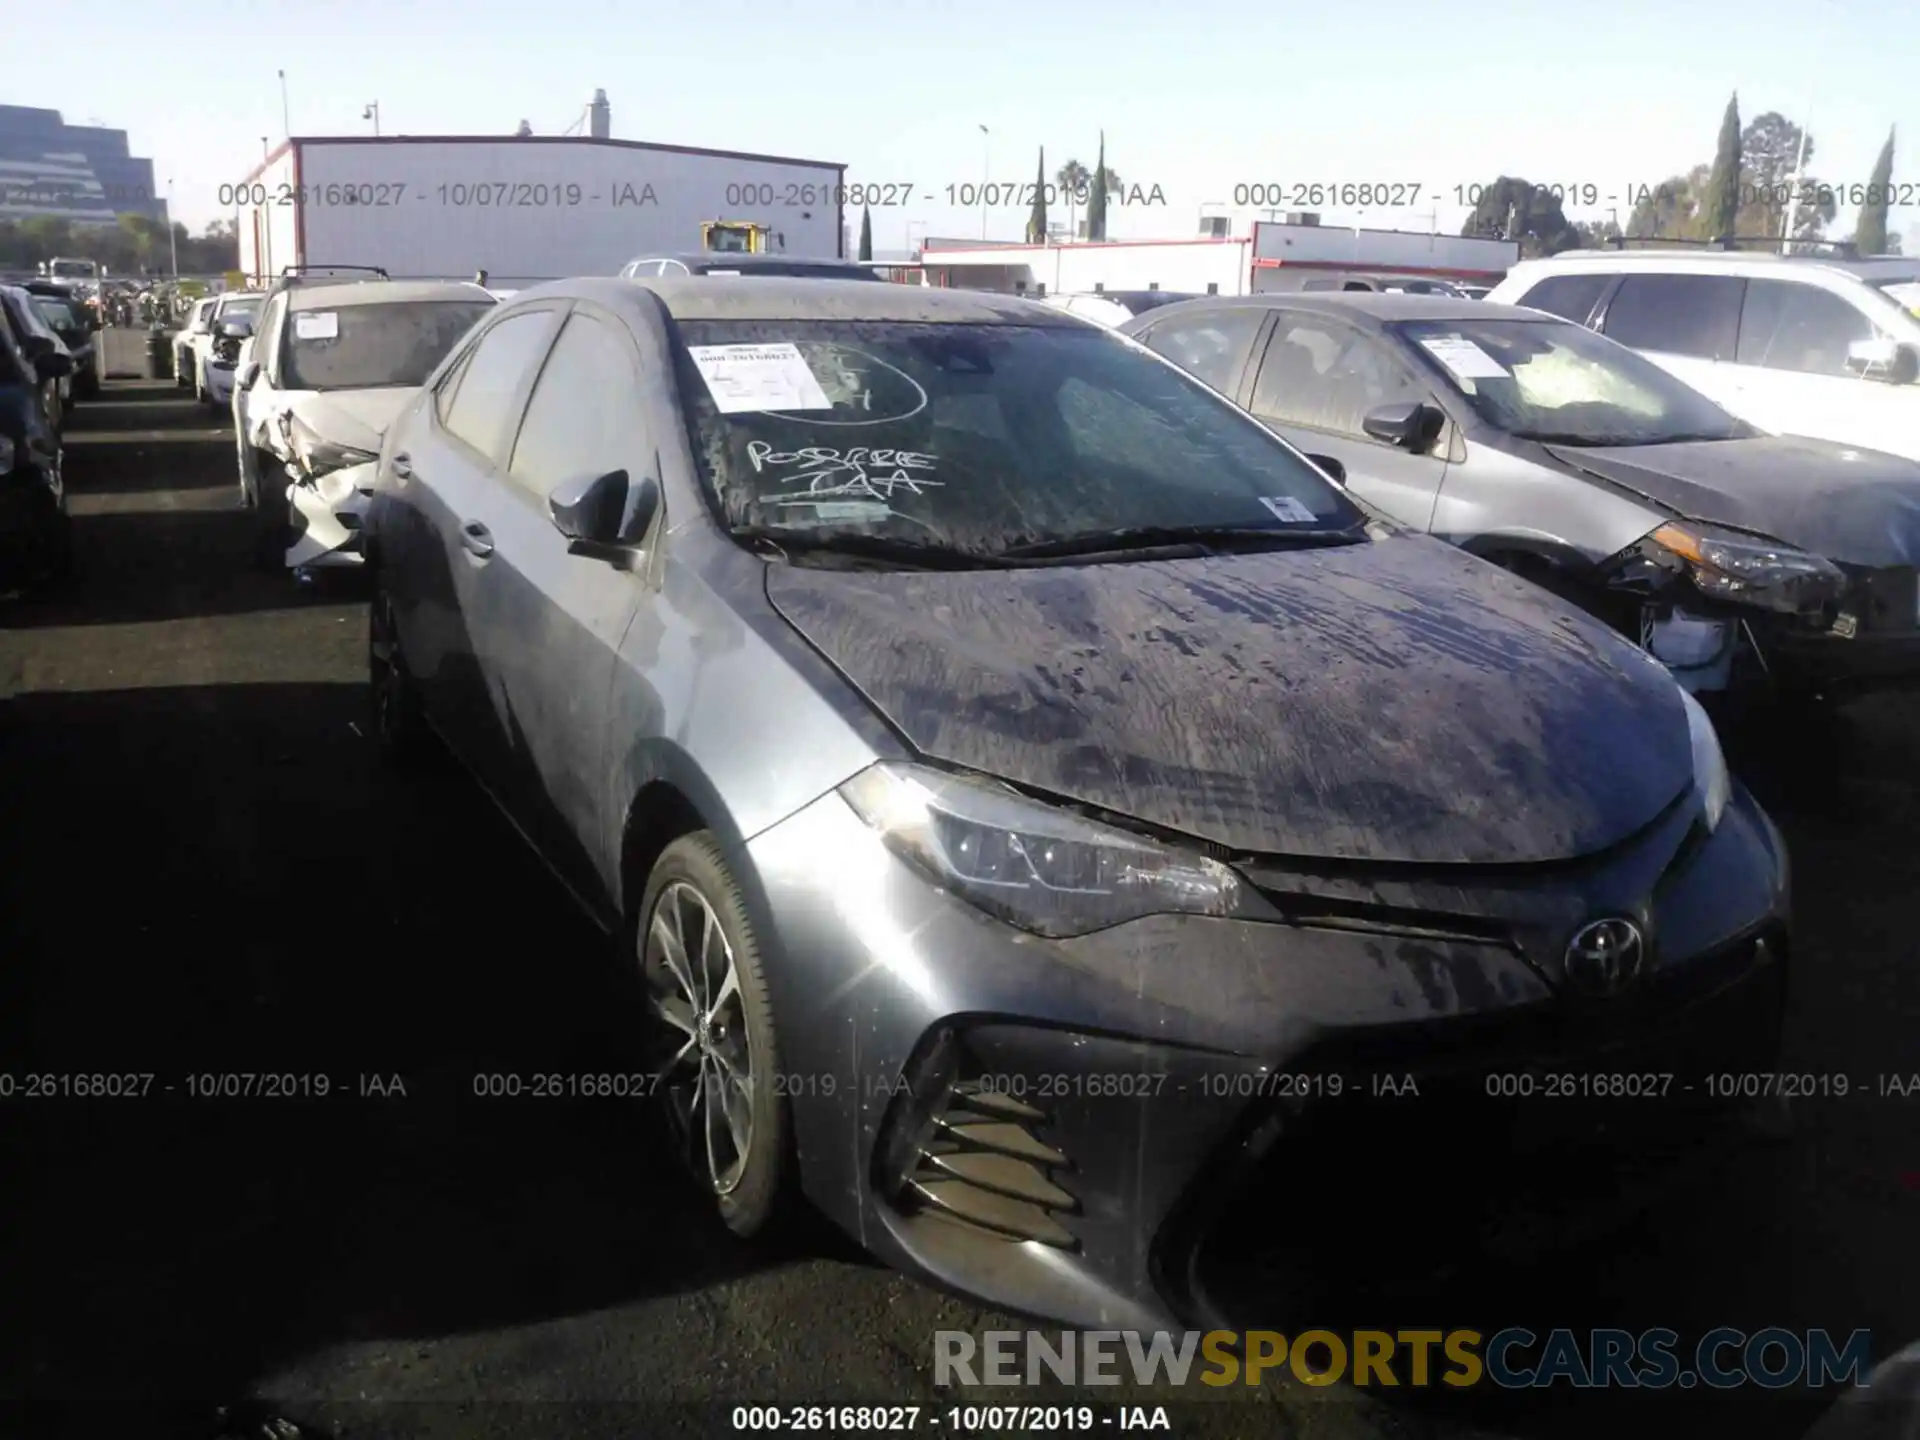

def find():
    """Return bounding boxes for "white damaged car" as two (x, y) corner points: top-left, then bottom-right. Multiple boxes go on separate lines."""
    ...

(235, 278), (496, 575)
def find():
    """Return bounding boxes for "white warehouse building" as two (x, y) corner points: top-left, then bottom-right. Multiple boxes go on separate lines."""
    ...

(233, 110), (847, 289)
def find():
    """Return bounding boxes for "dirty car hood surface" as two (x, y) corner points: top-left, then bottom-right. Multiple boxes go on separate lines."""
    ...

(1546, 435), (1920, 569)
(767, 535), (1693, 865)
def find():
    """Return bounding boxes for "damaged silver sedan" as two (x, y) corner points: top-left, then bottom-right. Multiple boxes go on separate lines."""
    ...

(363, 278), (1791, 1330)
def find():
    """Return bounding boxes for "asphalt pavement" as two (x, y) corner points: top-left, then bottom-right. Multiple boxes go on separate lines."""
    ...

(2, 383), (1916, 1440)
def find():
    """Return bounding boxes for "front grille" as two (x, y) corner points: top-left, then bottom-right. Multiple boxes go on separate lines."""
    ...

(876, 1028), (1082, 1249)
(1848, 565), (1920, 634)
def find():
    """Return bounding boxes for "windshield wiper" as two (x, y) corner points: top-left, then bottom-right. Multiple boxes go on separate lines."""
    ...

(993, 522), (1367, 561)
(731, 526), (1009, 571)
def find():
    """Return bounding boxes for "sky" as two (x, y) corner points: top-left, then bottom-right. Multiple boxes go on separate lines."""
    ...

(23, 0), (1919, 254)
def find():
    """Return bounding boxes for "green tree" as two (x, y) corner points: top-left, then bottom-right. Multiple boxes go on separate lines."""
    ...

(1627, 164), (1710, 239)
(1459, 177), (1580, 256)
(1855, 127), (1896, 254)
(1055, 157), (1089, 241)
(1026, 147), (1048, 243)
(1735, 112), (1834, 242)
(1574, 218), (1624, 248)
(1086, 133), (1109, 241)
(1703, 92), (1743, 237)
(858, 204), (873, 262)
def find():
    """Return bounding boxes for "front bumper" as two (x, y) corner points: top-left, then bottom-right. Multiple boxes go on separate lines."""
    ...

(284, 464), (374, 569)
(745, 777), (1791, 1329)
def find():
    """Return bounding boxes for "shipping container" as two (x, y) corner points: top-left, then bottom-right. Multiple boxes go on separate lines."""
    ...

(232, 136), (847, 288)
(921, 222), (1519, 297)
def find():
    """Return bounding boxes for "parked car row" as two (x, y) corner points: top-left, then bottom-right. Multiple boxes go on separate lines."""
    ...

(33, 254), (1900, 1331)
(0, 282), (73, 592)
(346, 273), (1793, 1330)
(1121, 288), (1920, 704)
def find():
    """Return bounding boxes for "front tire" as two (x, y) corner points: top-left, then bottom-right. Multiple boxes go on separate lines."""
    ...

(638, 834), (789, 1238)
(368, 583), (429, 766)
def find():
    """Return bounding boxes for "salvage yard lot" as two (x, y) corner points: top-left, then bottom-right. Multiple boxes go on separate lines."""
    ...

(2, 382), (1917, 1439)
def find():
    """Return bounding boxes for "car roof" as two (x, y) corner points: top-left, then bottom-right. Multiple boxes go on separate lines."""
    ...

(1126, 292), (1548, 326)
(216, 291), (267, 303)
(516, 275), (1085, 325)
(1513, 251), (1918, 284)
(286, 279), (496, 310)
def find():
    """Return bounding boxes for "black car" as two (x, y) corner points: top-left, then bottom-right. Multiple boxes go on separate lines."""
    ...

(26, 283), (101, 400)
(0, 287), (73, 591)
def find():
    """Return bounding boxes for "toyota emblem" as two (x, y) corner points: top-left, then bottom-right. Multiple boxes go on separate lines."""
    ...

(1564, 918), (1645, 996)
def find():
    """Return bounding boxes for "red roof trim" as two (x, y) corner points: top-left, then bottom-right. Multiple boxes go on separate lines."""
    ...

(240, 139), (294, 186)
(1252, 259), (1509, 278)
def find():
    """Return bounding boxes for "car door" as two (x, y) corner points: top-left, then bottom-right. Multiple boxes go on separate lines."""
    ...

(1731, 277), (1920, 459)
(396, 303), (567, 776)
(1131, 305), (1270, 398)
(1241, 310), (1452, 530)
(454, 304), (654, 907)
(1593, 272), (1746, 412)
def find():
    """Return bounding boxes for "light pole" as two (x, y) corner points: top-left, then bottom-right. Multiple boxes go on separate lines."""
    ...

(978, 124), (990, 240)
(364, 102), (380, 136)
(167, 178), (179, 277)
(278, 70), (291, 137)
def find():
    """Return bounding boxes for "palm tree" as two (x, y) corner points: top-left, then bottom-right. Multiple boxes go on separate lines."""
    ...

(1056, 158), (1089, 241)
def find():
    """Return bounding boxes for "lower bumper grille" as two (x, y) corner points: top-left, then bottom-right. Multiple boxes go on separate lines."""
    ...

(878, 1029), (1082, 1249)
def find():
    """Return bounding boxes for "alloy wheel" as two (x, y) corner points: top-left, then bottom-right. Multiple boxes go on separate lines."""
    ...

(643, 881), (754, 1196)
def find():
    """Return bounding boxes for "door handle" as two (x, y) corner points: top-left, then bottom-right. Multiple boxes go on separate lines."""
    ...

(391, 451), (413, 479)
(460, 521), (494, 559)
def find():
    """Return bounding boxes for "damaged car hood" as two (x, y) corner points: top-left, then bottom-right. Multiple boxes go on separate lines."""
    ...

(1546, 436), (1920, 569)
(767, 535), (1694, 865)
(252, 387), (416, 460)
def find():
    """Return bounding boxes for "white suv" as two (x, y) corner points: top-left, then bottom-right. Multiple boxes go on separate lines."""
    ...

(1487, 250), (1920, 461)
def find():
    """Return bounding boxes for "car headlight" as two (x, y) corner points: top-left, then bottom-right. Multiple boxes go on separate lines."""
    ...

(838, 761), (1257, 938)
(1678, 686), (1730, 832)
(287, 413), (379, 478)
(1649, 521), (1843, 614)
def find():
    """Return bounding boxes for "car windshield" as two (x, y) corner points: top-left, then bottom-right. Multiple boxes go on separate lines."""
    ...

(32, 299), (83, 332)
(1869, 278), (1920, 316)
(1393, 316), (1757, 446)
(49, 262), (93, 279)
(280, 300), (495, 390)
(219, 297), (263, 318)
(674, 319), (1365, 557)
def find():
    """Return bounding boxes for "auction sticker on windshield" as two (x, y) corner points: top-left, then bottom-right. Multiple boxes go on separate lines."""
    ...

(1418, 335), (1508, 379)
(294, 312), (339, 340)
(689, 343), (833, 413)
(1258, 495), (1317, 522)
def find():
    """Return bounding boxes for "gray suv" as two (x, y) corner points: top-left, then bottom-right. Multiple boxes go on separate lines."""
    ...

(1123, 292), (1920, 701)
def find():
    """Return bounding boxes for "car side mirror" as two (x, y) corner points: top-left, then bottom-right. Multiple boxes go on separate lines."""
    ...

(1362, 400), (1441, 450)
(20, 332), (53, 360)
(550, 469), (660, 560)
(36, 351), (73, 380)
(237, 361), (260, 389)
(1847, 337), (1920, 384)
(219, 316), (254, 339)
(1303, 453), (1347, 485)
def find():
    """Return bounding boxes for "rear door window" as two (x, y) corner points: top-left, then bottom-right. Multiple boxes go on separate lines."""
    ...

(1600, 274), (1745, 360)
(1137, 308), (1267, 394)
(440, 309), (564, 464)
(1514, 272), (1613, 324)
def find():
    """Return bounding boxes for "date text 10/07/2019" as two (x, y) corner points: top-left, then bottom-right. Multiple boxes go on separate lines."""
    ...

(729, 1404), (1172, 1431)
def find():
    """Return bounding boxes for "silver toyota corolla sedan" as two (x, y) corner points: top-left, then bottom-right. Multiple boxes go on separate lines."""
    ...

(363, 278), (1790, 1330)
